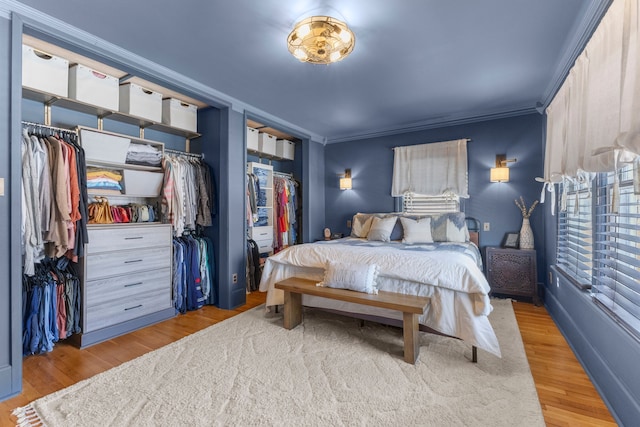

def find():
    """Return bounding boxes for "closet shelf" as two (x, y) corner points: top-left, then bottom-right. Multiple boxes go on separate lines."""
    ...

(247, 148), (293, 162)
(86, 160), (163, 173)
(23, 87), (201, 140)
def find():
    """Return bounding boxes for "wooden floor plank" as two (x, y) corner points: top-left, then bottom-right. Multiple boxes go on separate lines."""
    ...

(0, 294), (616, 426)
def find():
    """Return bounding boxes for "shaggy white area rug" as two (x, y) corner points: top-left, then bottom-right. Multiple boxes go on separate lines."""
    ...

(14, 299), (543, 426)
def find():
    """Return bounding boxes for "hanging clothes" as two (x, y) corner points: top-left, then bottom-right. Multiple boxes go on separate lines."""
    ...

(162, 154), (213, 235)
(21, 257), (81, 356)
(21, 124), (88, 274)
(172, 232), (215, 312)
(20, 123), (85, 355)
(273, 174), (299, 253)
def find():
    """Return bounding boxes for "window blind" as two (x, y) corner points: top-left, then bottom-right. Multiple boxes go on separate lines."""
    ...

(402, 193), (459, 215)
(557, 179), (593, 289)
(592, 165), (640, 340)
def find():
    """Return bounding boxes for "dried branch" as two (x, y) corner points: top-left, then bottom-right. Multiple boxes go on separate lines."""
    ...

(515, 196), (538, 218)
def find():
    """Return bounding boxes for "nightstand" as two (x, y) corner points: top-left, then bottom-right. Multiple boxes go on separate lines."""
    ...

(485, 247), (540, 305)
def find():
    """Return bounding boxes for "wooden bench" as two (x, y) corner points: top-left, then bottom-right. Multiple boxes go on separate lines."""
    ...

(274, 277), (431, 364)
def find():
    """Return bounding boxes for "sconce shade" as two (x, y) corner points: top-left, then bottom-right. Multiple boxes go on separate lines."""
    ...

(339, 177), (352, 190)
(287, 16), (355, 64)
(490, 167), (510, 183)
(340, 168), (352, 190)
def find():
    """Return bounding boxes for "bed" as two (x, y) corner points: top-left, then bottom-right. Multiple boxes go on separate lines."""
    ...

(258, 212), (501, 358)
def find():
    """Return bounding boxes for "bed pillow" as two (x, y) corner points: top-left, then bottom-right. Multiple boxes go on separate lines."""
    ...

(431, 212), (469, 242)
(400, 217), (433, 244)
(367, 216), (398, 242)
(350, 214), (374, 238)
(317, 260), (379, 294)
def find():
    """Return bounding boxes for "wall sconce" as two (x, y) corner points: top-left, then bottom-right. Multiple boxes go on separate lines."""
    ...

(490, 154), (517, 183)
(340, 168), (352, 190)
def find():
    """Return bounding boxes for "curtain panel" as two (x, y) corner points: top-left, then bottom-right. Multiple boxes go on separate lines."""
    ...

(391, 139), (469, 198)
(544, 0), (640, 184)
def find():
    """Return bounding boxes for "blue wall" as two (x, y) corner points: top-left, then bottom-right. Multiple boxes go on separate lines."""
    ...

(324, 113), (546, 282)
(542, 159), (640, 426)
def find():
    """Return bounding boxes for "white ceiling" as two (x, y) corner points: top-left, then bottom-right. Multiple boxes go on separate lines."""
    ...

(14, 0), (609, 143)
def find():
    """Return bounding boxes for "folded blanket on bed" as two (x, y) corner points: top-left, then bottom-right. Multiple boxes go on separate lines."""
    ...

(317, 261), (379, 294)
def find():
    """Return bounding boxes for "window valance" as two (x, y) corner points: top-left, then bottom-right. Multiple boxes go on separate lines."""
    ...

(391, 139), (469, 198)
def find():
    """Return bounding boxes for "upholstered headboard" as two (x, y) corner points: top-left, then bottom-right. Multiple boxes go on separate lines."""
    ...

(465, 217), (480, 247)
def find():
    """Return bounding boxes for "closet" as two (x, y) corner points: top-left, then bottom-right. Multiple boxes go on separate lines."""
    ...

(20, 35), (214, 350)
(245, 119), (301, 291)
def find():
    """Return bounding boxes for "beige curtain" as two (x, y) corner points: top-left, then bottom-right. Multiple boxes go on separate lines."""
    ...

(543, 0), (640, 212)
(391, 139), (468, 198)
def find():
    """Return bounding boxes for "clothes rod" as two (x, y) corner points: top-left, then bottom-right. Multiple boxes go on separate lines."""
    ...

(21, 121), (77, 134)
(164, 148), (204, 160)
(273, 171), (294, 178)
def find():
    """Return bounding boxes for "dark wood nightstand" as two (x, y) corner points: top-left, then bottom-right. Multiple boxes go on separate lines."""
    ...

(485, 247), (540, 305)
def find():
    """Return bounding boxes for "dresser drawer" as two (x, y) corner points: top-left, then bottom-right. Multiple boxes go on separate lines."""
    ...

(85, 268), (170, 308)
(250, 226), (272, 241)
(86, 224), (171, 254)
(84, 287), (172, 332)
(85, 246), (171, 281)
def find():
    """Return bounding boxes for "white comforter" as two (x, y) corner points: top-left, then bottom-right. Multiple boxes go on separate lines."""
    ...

(259, 238), (501, 357)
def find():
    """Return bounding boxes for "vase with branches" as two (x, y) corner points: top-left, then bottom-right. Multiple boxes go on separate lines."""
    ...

(515, 196), (538, 249)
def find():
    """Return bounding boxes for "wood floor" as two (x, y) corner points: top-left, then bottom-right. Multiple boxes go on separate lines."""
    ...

(0, 293), (616, 427)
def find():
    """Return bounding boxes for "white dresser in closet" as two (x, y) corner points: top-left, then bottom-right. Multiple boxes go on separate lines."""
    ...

(77, 223), (173, 347)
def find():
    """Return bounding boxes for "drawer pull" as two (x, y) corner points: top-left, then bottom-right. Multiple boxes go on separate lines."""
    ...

(124, 282), (143, 288)
(124, 259), (143, 264)
(124, 236), (144, 240)
(124, 304), (143, 311)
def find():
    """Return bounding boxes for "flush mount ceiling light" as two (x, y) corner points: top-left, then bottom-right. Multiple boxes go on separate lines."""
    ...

(287, 16), (355, 64)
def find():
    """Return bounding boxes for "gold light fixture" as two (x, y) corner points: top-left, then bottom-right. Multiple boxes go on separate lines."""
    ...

(287, 16), (355, 64)
(490, 154), (517, 183)
(340, 169), (352, 190)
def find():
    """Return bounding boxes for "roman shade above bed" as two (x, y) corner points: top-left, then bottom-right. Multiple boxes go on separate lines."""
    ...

(391, 138), (469, 198)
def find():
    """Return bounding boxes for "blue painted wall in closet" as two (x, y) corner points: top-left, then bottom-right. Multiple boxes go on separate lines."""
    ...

(323, 113), (545, 281)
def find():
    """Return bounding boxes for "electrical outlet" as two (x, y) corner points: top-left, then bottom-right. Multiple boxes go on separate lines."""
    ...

(232, 273), (238, 283)
(347, 220), (352, 228)
(483, 222), (490, 231)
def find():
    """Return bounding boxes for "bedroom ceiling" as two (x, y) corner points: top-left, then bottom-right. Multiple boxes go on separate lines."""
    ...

(14, 0), (608, 143)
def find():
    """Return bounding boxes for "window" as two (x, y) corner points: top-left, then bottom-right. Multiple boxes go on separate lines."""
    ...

(402, 193), (459, 215)
(556, 178), (593, 289)
(558, 164), (640, 340)
(592, 165), (640, 340)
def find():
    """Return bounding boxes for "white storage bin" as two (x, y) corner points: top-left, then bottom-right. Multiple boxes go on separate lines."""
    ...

(247, 127), (259, 151)
(119, 83), (162, 122)
(22, 45), (69, 97)
(68, 64), (119, 111)
(80, 128), (131, 164)
(276, 139), (295, 160)
(123, 170), (164, 197)
(258, 133), (277, 156)
(162, 98), (197, 132)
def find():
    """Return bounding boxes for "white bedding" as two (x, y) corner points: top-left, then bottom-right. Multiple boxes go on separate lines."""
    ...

(259, 238), (501, 357)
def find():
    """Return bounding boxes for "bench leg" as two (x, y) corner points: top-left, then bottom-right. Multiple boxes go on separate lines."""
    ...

(283, 291), (302, 330)
(472, 346), (478, 363)
(403, 312), (420, 364)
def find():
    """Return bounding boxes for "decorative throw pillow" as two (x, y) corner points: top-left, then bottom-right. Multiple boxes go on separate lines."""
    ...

(350, 214), (374, 238)
(317, 261), (379, 294)
(400, 217), (433, 244)
(431, 212), (469, 242)
(367, 216), (398, 242)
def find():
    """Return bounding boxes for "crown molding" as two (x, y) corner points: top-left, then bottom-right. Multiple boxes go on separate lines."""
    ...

(539, 0), (613, 110)
(0, 0), (325, 143)
(326, 105), (539, 144)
